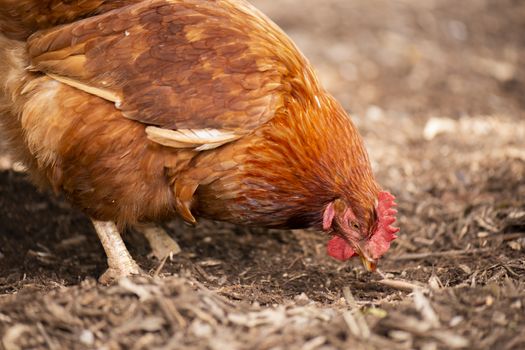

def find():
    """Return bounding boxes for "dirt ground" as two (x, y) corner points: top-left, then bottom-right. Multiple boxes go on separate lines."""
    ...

(1, 0), (524, 349)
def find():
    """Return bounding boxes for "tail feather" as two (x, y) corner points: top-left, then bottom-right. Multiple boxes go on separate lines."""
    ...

(0, 0), (141, 39)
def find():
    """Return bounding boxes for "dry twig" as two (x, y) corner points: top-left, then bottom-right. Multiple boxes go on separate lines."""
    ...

(378, 279), (427, 292)
(342, 287), (371, 339)
(392, 248), (491, 261)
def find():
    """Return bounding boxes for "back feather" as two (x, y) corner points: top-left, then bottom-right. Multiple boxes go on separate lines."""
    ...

(0, 0), (140, 39)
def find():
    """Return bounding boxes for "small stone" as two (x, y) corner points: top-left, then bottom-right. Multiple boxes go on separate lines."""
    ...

(423, 117), (457, 140)
(511, 300), (522, 310)
(507, 241), (522, 251)
(458, 264), (472, 274)
(492, 311), (507, 326)
(80, 330), (95, 346)
(365, 105), (384, 121)
(190, 320), (213, 338)
(449, 316), (464, 327)
(294, 292), (310, 306)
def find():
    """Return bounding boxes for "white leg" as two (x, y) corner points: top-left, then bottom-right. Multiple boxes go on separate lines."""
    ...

(136, 224), (181, 260)
(91, 219), (141, 284)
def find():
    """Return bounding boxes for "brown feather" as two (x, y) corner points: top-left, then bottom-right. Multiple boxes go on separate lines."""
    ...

(27, 0), (288, 134)
(0, 0), (142, 40)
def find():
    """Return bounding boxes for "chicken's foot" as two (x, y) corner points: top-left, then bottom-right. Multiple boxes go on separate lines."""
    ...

(91, 219), (141, 284)
(136, 224), (181, 260)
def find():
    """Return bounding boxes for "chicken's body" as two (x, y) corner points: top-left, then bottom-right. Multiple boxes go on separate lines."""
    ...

(0, 0), (398, 281)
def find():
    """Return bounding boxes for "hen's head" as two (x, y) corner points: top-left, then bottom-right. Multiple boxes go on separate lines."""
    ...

(322, 191), (399, 271)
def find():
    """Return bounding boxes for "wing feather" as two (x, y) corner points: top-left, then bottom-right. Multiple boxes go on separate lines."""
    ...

(46, 73), (121, 104)
(27, 0), (292, 148)
(145, 126), (241, 150)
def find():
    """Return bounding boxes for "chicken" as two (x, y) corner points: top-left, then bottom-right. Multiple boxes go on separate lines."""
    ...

(0, 0), (399, 282)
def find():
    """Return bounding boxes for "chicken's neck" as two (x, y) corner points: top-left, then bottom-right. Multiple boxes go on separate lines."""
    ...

(199, 93), (380, 229)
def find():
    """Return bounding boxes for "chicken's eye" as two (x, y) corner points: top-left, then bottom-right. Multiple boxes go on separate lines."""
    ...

(351, 222), (360, 230)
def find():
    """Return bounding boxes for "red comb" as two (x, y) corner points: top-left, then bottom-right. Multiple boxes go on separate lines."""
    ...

(368, 191), (399, 259)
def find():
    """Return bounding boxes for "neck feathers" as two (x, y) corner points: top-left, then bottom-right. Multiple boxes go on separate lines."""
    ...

(240, 92), (379, 228)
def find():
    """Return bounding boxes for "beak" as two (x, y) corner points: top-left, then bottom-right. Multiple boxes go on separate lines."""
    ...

(354, 242), (377, 272)
(359, 255), (377, 272)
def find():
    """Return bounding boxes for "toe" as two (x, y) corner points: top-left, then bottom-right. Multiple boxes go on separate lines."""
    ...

(98, 264), (142, 284)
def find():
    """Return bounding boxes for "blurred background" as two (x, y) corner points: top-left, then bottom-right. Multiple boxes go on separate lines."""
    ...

(253, 0), (524, 118)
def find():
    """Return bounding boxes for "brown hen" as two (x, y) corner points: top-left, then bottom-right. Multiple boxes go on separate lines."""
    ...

(0, 0), (398, 282)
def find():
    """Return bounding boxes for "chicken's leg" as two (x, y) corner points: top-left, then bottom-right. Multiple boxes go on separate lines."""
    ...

(91, 219), (141, 284)
(136, 224), (181, 260)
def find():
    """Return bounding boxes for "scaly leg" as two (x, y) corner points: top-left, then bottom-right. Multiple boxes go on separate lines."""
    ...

(91, 219), (141, 284)
(136, 224), (181, 260)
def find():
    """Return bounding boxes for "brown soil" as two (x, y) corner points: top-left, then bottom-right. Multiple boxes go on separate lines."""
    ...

(1, 0), (524, 349)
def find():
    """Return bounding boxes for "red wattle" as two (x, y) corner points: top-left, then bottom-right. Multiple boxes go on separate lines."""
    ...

(327, 236), (356, 261)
